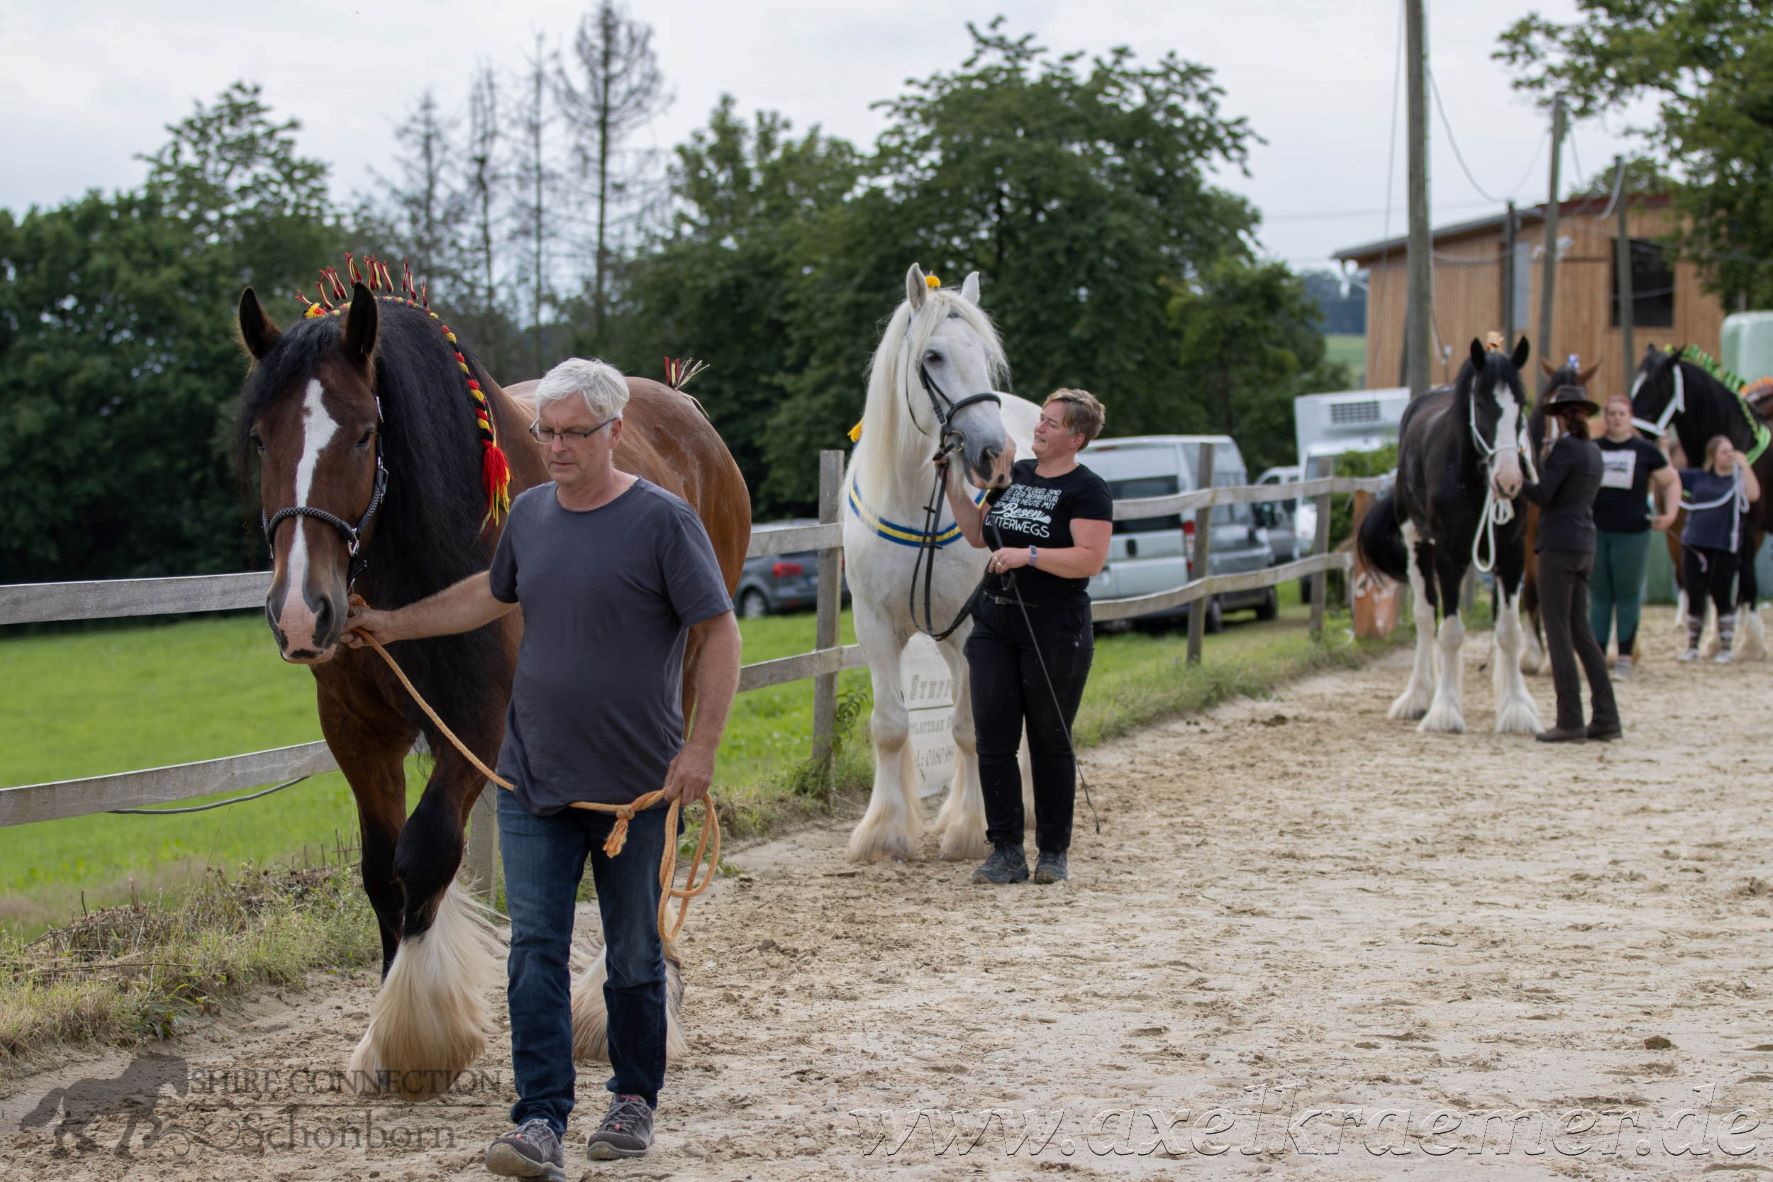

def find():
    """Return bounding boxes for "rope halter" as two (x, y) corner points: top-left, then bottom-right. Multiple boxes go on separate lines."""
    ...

(1631, 360), (1685, 438)
(1468, 389), (1530, 575)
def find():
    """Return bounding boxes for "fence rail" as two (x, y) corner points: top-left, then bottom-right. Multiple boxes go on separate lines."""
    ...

(1, 447), (1388, 840)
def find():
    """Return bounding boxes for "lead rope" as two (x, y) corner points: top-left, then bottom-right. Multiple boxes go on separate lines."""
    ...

(1469, 394), (1528, 575)
(346, 602), (717, 941)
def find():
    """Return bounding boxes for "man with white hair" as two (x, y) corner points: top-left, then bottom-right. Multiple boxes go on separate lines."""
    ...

(346, 356), (741, 1175)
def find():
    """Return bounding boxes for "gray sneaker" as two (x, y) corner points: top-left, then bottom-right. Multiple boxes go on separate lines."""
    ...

(1032, 849), (1069, 884)
(1613, 657), (1632, 680)
(586, 1093), (654, 1160)
(971, 844), (1029, 884)
(486, 1117), (566, 1180)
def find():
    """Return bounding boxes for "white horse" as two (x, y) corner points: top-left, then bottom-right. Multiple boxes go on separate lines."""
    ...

(844, 264), (1039, 862)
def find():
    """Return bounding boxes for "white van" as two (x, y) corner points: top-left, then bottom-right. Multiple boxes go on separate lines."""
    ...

(1084, 434), (1277, 630)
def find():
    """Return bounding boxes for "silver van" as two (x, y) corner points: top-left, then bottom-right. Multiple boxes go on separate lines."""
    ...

(1084, 435), (1277, 630)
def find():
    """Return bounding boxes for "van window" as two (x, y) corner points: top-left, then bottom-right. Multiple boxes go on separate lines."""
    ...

(1105, 475), (1181, 534)
(1211, 468), (1252, 527)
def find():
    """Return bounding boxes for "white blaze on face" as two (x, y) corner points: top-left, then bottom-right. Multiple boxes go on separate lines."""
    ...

(1490, 382), (1523, 495)
(275, 379), (343, 651)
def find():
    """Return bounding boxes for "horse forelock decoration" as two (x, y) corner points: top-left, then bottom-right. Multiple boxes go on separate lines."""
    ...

(235, 258), (749, 1098)
(843, 263), (1040, 862)
(1358, 337), (1542, 735)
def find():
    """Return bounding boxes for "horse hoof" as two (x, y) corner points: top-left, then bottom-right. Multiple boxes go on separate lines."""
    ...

(937, 830), (989, 863)
(1417, 708), (1466, 735)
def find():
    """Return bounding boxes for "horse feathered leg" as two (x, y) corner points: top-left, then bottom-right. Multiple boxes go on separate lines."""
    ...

(931, 629), (989, 861)
(847, 604), (921, 862)
(349, 776), (501, 1100)
(1491, 541), (1544, 734)
(1389, 522), (1438, 720)
(1419, 553), (1467, 734)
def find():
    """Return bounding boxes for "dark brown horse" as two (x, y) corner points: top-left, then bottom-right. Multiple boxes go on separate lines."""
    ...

(236, 273), (748, 1098)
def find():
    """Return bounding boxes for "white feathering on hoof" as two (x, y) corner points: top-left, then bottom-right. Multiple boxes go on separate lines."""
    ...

(1739, 605), (1768, 660)
(348, 883), (503, 1100)
(571, 940), (688, 1063)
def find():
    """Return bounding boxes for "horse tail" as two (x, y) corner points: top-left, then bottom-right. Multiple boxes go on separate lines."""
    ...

(1357, 490), (1409, 583)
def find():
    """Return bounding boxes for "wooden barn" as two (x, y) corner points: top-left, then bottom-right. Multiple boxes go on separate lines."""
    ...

(1336, 194), (1727, 397)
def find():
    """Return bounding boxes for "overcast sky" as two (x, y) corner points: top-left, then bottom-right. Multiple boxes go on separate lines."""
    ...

(1, 0), (1647, 274)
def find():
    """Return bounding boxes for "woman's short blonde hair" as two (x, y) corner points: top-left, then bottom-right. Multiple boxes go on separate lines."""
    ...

(1045, 388), (1106, 444)
(1705, 434), (1733, 468)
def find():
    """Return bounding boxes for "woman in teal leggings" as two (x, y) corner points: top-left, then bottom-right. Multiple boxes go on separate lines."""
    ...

(1590, 395), (1680, 674)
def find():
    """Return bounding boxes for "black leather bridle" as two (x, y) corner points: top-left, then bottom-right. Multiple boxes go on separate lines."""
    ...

(908, 361), (1003, 641)
(261, 431), (390, 590)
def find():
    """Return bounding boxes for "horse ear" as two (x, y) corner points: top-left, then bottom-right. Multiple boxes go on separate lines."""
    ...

(905, 263), (928, 311)
(342, 283), (378, 371)
(1541, 359), (1558, 377)
(1511, 336), (1531, 371)
(1470, 339), (1487, 372)
(1578, 361), (1601, 386)
(238, 288), (281, 360)
(960, 271), (982, 305)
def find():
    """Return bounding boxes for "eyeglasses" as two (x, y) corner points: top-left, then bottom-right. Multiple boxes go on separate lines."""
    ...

(529, 415), (617, 444)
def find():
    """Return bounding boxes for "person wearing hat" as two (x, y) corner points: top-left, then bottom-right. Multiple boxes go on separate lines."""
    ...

(1521, 384), (1620, 742)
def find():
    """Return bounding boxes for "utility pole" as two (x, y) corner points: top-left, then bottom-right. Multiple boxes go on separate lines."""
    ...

(1537, 96), (1565, 368)
(1502, 201), (1518, 340)
(1404, 0), (1432, 401)
(1614, 155), (1635, 384)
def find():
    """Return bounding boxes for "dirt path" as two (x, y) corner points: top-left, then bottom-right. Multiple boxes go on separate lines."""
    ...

(8, 610), (1773, 1180)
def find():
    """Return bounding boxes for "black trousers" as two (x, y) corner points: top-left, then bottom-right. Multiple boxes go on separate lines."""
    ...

(1536, 548), (1619, 732)
(965, 594), (1093, 853)
(1682, 545), (1739, 621)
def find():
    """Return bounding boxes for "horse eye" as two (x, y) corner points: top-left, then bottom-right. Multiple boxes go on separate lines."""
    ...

(924, 351), (943, 366)
(356, 430), (374, 450)
(250, 431), (266, 454)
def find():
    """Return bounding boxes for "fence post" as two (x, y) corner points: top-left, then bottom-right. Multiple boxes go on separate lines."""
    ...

(811, 450), (844, 779)
(1186, 444), (1216, 666)
(466, 785), (498, 903)
(1309, 488), (1333, 639)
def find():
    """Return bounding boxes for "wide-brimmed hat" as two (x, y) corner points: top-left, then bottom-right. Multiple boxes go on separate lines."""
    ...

(1543, 384), (1599, 415)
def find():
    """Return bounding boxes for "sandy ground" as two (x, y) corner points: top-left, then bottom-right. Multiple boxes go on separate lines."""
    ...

(7, 608), (1773, 1181)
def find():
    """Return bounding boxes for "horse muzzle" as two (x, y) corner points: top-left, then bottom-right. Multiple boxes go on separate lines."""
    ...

(268, 580), (346, 664)
(964, 438), (1017, 490)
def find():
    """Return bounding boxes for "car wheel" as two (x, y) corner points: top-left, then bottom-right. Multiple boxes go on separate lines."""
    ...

(739, 588), (770, 619)
(1255, 586), (1279, 621)
(1204, 596), (1224, 634)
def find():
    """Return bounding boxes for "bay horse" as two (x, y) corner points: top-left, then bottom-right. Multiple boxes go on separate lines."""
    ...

(1630, 343), (1770, 658)
(1516, 355), (1601, 673)
(235, 265), (748, 1097)
(1357, 338), (1542, 734)
(843, 264), (1037, 862)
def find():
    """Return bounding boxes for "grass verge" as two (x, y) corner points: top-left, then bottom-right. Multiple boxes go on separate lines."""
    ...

(0, 859), (376, 1086)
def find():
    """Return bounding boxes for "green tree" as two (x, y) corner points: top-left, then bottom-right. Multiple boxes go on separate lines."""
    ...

(0, 83), (338, 582)
(595, 97), (863, 516)
(1166, 259), (1349, 473)
(1496, 2), (1773, 305)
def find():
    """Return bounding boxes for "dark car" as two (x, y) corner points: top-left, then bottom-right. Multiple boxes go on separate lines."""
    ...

(735, 519), (847, 617)
(736, 550), (820, 617)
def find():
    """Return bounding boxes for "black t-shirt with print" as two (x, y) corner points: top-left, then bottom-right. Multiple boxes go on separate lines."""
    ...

(981, 459), (1114, 606)
(1591, 436), (1668, 534)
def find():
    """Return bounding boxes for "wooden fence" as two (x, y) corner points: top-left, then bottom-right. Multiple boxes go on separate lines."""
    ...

(0, 446), (1386, 892)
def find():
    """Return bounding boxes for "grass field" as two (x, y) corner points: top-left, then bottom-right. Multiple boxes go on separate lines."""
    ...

(1324, 333), (1366, 387)
(0, 585), (1382, 936)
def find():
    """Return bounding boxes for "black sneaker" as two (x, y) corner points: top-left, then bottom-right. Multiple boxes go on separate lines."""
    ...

(1032, 849), (1069, 884)
(971, 844), (1029, 884)
(486, 1117), (566, 1180)
(586, 1093), (654, 1161)
(1587, 721), (1623, 741)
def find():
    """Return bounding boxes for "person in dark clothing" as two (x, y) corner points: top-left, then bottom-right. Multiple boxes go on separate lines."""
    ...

(943, 388), (1112, 886)
(1591, 395), (1681, 677)
(1521, 384), (1619, 743)
(1676, 435), (1763, 663)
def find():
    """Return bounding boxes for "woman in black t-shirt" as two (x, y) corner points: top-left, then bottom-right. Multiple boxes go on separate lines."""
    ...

(1591, 394), (1680, 676)
(943, 389), (1112, 886)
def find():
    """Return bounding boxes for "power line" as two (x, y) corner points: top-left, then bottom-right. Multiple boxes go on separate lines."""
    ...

(1427, 69), (1504, 204)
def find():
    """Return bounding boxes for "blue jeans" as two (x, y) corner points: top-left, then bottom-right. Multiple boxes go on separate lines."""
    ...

(497, 788), (668, 1135)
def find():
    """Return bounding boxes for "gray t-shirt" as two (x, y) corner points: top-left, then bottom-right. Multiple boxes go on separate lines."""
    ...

(489, 478), (732, 812)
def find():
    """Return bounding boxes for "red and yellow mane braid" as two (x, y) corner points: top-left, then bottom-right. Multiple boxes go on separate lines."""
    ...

(294, 253), (513, 529)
